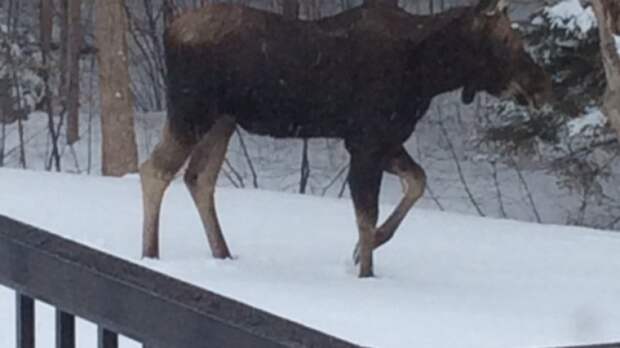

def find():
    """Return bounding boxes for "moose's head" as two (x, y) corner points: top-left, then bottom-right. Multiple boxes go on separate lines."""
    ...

(461, 0), (552, 109)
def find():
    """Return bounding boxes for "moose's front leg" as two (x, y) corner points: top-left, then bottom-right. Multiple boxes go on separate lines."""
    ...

(348, 150), (383, 278)
(352, 147), (426, 263)
(374, 147), (426, 249)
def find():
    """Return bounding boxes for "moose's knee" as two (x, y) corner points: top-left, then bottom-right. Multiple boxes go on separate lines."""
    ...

(413, 164), (427, 185)
(406, 164), (427, 200)
(183, 169), (199, 188)
(183, 168), (217, 197)
(140, 158), (176, 185)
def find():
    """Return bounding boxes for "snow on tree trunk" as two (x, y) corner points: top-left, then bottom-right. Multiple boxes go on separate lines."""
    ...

(95, 0), (138, 176)
(592, 0), (620, 138)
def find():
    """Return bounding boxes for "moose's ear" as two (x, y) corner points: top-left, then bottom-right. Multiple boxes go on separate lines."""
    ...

(461, 84), (477, 105)
(475, 0), (508, 16)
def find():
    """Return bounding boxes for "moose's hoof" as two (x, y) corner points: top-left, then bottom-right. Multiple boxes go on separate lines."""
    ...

(212, 249), (232, 260)
(213, 253), (232, 260)
(142, 245), (160, 259)
(358, 267), (374, 278)
(142, 252), (159, 260)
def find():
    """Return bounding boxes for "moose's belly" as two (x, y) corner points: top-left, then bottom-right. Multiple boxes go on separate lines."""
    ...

(232, 95), (425, 143)
(235, 107), (351, 139)
(220, 70), (428, 142)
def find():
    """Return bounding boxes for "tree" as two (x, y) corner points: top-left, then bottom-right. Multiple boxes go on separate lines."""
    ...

(6, 0), (26, 169)
(282, 0), (300, 19)
(62, 0), (82, 145)
(592, 0), (620, 139)
(40, 0), (62, 171)
(95, 0), (138, 176)
(365, 0), (398, 7)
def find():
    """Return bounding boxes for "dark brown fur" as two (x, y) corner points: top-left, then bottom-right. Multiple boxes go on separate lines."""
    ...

(141, 0), (551, 277)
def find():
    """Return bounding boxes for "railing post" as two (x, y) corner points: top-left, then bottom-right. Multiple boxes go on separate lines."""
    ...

(16, 293), (35, 348)
(56, 309), (76, 348)
(98, 326), (118, 348)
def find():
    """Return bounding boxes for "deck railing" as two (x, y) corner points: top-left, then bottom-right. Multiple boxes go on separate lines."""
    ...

(0, 215), (360, 348)
(1, 215), (619, 348)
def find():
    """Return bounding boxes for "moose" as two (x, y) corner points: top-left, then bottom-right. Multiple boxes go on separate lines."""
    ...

(140, 0), (551, 277)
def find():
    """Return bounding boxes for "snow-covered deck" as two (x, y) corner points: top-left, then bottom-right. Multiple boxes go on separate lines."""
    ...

(0, 169), (619, 348)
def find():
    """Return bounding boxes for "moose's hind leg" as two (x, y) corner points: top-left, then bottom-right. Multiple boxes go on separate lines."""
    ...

(141, 123), (194, 259)
(184, 115), (236, 259)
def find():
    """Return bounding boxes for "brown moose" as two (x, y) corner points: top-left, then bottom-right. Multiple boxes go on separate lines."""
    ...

(140, 0), (551, 277)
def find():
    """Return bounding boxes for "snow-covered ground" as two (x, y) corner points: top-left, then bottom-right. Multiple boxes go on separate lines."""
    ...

(0, 169), (619, 347)
(6, 102), (617, 230)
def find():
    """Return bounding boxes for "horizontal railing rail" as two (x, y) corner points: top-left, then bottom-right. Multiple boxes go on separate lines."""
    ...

(0, 215), (361, 348)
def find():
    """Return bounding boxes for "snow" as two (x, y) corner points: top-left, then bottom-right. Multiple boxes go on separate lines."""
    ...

(532, 16), (544, 26)
(545, 0), (597, 36)
(567, 107), (607, 136)
(1, 169), (620, 348)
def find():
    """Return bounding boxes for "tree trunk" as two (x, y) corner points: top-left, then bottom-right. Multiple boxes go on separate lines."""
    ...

(163, 0), (177, 28)
(40, 0), (62, 171)
(95, 0), (138, 176)
(364, 0), (398, 7)
(282, 0), (299, 19)
(6, 0), (26, 169)
(64, 0), (82, 145)
(592, 0), (620, 138)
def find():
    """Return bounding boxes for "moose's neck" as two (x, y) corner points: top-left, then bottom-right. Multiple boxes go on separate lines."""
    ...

(405, 9), (483, 99)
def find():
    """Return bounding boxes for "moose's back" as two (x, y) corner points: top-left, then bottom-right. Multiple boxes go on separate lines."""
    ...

(163, 3), (446, 140)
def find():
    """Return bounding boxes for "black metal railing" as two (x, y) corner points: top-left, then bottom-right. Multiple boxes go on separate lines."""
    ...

(0, 215), (361, 348)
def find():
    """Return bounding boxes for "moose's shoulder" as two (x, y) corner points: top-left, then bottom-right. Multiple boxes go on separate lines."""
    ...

(166, 4), (276, 46)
